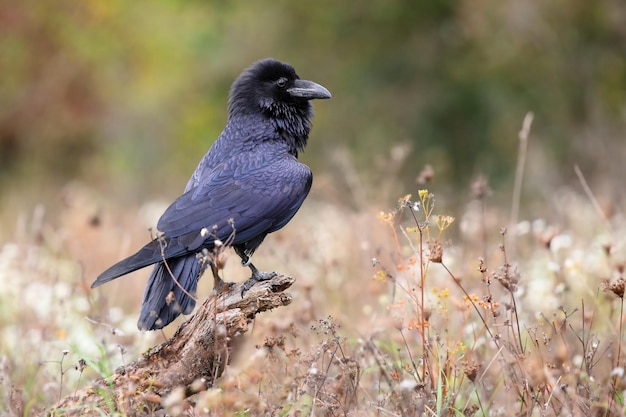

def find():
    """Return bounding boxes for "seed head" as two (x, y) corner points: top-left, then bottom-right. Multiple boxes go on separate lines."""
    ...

(609, 277), (625, 299)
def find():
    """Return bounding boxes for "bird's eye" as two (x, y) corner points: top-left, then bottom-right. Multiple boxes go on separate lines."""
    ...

(276, 77), (287, 88)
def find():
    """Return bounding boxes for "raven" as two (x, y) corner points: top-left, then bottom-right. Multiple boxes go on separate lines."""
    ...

(91, 58), (331, 330)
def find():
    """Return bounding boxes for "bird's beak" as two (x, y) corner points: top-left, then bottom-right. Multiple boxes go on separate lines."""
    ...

(288, 79), (332, 100)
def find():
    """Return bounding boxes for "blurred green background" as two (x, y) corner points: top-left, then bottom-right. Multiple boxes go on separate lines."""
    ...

(1, 0), (625, 214)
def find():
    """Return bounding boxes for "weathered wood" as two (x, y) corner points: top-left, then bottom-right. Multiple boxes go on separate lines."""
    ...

(48, 274), (295, 416)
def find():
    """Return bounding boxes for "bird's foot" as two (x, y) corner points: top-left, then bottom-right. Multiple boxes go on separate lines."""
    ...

(240, 270), (277, 298)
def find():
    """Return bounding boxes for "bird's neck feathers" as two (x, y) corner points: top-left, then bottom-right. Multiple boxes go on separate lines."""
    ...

(228, 99), (313, 156)
(266, 102), (312, 156)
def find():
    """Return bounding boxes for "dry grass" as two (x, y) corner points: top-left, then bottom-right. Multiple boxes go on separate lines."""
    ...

(1, 175), (626, 416)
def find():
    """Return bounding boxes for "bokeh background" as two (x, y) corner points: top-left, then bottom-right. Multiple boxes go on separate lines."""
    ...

(2, 0), (625, 219)
(2, 0), (626, 413)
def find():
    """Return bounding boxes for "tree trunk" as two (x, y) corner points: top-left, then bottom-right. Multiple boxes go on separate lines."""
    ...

(48, 274), (295, 416)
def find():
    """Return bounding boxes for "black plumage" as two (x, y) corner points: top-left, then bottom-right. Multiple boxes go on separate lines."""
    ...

(91, 58), (331, 330)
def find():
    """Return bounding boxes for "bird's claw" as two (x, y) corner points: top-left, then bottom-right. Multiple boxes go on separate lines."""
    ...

(240, 270), (277, 298)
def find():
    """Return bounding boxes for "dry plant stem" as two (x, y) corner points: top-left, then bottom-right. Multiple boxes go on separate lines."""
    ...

(399, 329), (422, 383)
(570, 300), (597, 376)
(607, 296), (624, 417)
(365, 338), (396, 390)
(49, 274), (295, 416)
(501, 239), (524, 355)
(440, 262), (495, 342)
(480, 198), (488, 264)
(618, 296), (624, 371)
(407, 204), (433, 388)
(418, 225), (427, 381)
(574, 164), (611, 229)
(416, 223), (436, 390)
(510, 111), (533, 258)
(160, 239), (199, 304)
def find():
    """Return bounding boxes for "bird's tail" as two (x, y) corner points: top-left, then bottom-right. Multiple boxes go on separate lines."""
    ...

(91, 236), (192, 288)
(91, 240), (164, 288)
(137, 254), (202, 330)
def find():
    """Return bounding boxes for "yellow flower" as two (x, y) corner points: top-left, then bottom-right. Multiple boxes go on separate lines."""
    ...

(432, 287), (449, 298)
(377, 211), (394, 224)
(372, 270), (388, 282)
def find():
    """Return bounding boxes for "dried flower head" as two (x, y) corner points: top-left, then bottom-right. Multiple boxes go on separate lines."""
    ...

(463, 360), (481, 382)
(397, 194), (412, 210)
(609, 277), (626, 299)
(416, 164), (435, 184)
(494, 263), (520, 292)
(471, 175), (491, 200)
(435, 214), (455, 232)
(429, 240), (443, 263)
(478, 257), (487, 273)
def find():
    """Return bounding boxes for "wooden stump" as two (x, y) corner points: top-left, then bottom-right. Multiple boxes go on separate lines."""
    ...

(48, 274), (295, 416)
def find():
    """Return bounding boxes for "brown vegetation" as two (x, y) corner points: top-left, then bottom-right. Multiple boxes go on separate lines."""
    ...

(3, 173), (626, 415)
(49, 275), (294, 415)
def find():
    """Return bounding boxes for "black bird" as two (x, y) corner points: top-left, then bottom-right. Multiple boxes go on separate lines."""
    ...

(91, 58), (331, 330)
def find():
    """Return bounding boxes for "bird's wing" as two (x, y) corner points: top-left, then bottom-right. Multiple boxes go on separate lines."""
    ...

(91, 153), (311, 288)
(157, 153), (312, 252)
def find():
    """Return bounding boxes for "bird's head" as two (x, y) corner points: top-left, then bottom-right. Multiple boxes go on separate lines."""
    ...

(228, 58), (331, 153)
